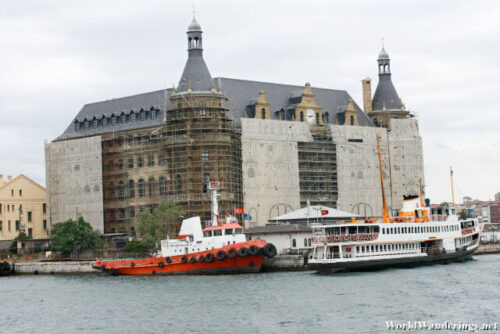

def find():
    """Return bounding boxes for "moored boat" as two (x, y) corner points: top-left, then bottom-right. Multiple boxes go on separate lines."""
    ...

(94, 180), (277, 275)
(308, 136), (480, 273)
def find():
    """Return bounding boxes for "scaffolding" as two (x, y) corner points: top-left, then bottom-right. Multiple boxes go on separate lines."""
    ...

(297, 126), (338, 208)
(101, 90), (243, 234)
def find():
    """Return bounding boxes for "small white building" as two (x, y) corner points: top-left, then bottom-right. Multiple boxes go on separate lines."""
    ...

(245, 205), (360, 255)
(480, 223), (500, 243)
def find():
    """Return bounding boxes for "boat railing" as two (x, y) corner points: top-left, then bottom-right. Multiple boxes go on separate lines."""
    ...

(312, 233), (379, 243)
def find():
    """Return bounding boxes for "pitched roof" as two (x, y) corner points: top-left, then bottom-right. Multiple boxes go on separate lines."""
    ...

(55, 78), (374, 141)
(372, 74), (402, 111)
(269, 205), (361, 222)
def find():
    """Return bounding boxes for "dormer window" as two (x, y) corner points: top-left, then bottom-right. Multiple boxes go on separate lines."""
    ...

(111, 116), (117, 126)
(84, 120), (89, 129)
(200, 102), (206, 116)
(103, 118), (108, 127)
(94, 119), (99, 128)
(140, 112), (146, 121)
(151, 109), (157, 119)
(121, 115), (127, 123)
(130, 114), (136, 122)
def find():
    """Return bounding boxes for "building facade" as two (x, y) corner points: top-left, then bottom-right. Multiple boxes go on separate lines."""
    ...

(45, 17), (424, 234)
(0, 174), (49, 245)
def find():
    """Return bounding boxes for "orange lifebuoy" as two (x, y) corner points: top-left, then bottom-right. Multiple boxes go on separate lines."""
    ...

(352, 235), (358, 241)
(334, 235), (340, 242)
(343, 235), (349, 242)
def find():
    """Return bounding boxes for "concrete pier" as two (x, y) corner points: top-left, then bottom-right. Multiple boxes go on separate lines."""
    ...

(262, 255), (308, 271)
(13, 261), (99, 274)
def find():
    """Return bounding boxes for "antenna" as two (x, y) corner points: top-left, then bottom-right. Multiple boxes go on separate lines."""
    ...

(450, 166), (455, 208)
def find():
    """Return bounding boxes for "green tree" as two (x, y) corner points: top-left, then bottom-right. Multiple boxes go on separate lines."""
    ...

(50, 217), (103, 257)
(124, 239), (146, 255)
(459, 210), (469, 220)
(9, 232), (31, 254)
(137, 201), (186, 250)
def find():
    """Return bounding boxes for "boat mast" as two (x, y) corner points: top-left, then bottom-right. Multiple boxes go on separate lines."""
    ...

(450, 166), (455, 209)
(376, 135), (391, 223)
(208, 178), (220, 226)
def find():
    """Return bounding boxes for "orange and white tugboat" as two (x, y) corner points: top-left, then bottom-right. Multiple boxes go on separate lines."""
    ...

(94, 180), (276, 275)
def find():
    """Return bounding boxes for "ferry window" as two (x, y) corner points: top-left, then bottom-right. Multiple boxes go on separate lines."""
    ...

(370, 245), (374, 252)
(225, 229), (234, 235)
(356, 246), (359, 253)
(214, 230), (222, 236)
(382, 229), (385, 235)
(235, 229), (243, 234)
(384, 245), (387, 251)
(374, 226), (380, 233)
(361, 246), (365, 253)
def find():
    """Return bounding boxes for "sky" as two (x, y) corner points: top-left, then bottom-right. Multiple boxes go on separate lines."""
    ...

(0, 0), (499, 203)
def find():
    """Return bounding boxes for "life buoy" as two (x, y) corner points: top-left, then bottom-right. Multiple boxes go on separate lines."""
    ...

(312, 237), (318, 242)
(181, 256), (188, 264)
(248, 245), (259, 255)
(239, 247), (249, 257)
(343, 235), (349, 242)
(334, 235), (340, 242)
(205, 253), (214, 263)
(216, 250), (226, 261)
(227, 248), (237, 258)
(158, 261), (164, 269)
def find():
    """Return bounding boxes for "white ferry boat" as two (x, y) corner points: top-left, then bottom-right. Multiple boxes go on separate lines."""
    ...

(308, 136), (480, 273)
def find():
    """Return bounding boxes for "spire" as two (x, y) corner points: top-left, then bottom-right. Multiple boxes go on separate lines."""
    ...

(177, 16), (213, 92)
(372, 45), (402, 111)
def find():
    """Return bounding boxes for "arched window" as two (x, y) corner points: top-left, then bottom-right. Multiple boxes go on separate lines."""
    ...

(176, 175), (182, 194)
(292, 239), (297, 248)
(159, 176), (166, 196)
(108, 182), (115, 200)
(148, 177), (155, 197)
(118, 181), (125, 199)
(128, 180), (135, 198)
(138, 179), (145, 197)
(300, 112), (304, 122)
(188, 37), (192, 48)
(350, 115), (354, 125)
(261, 108), (266, 119)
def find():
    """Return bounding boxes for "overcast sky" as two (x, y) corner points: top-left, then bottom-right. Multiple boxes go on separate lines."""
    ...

(1, 0), (499, 203)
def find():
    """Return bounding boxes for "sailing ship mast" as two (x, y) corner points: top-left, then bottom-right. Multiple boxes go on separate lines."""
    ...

(450, 166), (455, 209)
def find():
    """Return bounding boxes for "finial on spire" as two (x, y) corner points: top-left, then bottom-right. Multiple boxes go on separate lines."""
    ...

(381, 37), (384, 48)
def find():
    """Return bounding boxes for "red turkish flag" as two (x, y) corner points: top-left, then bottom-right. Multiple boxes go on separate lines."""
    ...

(321, 209), (329, 216)
(235, 207), (244, 215)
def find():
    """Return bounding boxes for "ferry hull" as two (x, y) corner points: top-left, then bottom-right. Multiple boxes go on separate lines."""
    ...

(309, 248), (477, 274)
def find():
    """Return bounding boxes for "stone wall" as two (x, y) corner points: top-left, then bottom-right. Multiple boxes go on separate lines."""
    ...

(241, 119), (312, 226)
(45, 136), (104, 232)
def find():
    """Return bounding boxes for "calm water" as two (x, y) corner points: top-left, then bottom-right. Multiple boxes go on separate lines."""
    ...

(1, 254), (499, 334)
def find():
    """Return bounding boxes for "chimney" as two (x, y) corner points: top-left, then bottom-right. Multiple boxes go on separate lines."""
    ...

(362, 78), (372, 114)
(7, 175), (12, 181)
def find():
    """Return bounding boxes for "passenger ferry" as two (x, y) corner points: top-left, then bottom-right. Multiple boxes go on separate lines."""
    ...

(94, 180), (277, 275)
(308, 137), (479, 273)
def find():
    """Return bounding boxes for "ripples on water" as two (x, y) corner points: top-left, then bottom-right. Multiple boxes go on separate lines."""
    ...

(1, 254), (499, 334)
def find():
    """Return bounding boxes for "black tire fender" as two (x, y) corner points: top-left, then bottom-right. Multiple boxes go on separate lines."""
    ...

(227, 248), (237, 258)
(181, 256), (188, 264)
(166, 257), (172, 264)
(238, 247), (249, 257)
(205, 253), (214, 263)
(263, 243), (277, 258)
(248, 245), (259, 255)
(190, 257), (196, 264)
(158, 261), (164, 269)
(216, 250), (226, 261)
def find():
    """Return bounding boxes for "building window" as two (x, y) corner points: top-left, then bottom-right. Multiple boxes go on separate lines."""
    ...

(130, 114), (136, 122)
(0, 221), (2, 231)
(159, 176), (166, 196)
(121, 115), (127, 123)
(19, 189), (22, 197)
(177, 103), (182, 110)
(304, 238), (307, 247)
(261, 108), (266, 119)
(103, 118), (108, 127)
(176, 175), (182, 194)
(149, 154), (155, 166)
(108, 160), (114, 171)
(111, 116), (117, 125)
(15, 220), (20, 231)
(350, 115), (354, 125)
(300, 112), (304, 122)
(28, 228), (32, 237)
(128, 180), (135, 198)
(117, 137), (124, 146)
(127, 158), (134, 169)
(292, 238), (296, 248)
(108, 183), (115, 200)
(202, 150), (209, 161)
(140, 111), (146, 121)
(151, 109), (157, 119)
(129, 207), (135, 218)
(27, 211), (32, 222)
(200, 102), (206, 116)
(0, 204), (2, 214)
(119, 208), (125, 220)
(175, 152), (181, 163)
(94, 119), (99, 128)
(147, 178), (155, 197)
(118, 181), (125, 199)
(203, 174), (211, 193)
(137, 157), (144, 168)
(138, 179), (145, 197)
(159, 154), (166, 166)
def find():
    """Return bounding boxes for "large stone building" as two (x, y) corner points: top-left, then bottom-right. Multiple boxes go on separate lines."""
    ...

(0, 174), (49, 249)
(45, 17), (424, 234)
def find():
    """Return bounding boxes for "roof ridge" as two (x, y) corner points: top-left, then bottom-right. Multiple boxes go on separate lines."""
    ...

(216, 77), (347, 93)
(81, 89), (170, 108)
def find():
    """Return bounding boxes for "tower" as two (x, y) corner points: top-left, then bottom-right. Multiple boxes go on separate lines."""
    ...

(367, 46), (411, 128)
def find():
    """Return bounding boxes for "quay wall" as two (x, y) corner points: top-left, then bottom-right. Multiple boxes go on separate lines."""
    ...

(262, 255), (308, 271)
(14, 261), (99, 274)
